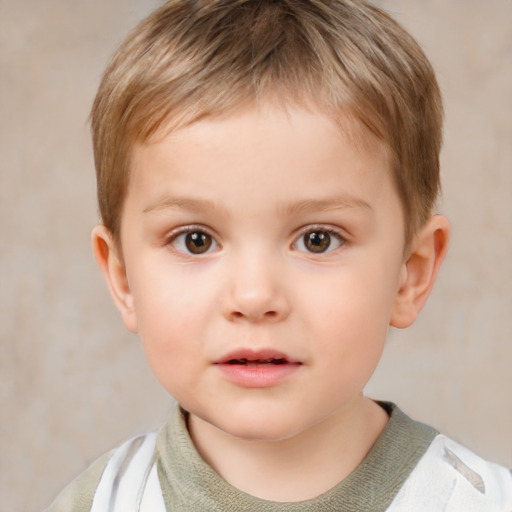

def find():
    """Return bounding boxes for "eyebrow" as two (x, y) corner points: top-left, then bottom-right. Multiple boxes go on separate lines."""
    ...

(143, 196), (219, 214)
(143, 195), (372, 216)
(279, 196), (373, 216)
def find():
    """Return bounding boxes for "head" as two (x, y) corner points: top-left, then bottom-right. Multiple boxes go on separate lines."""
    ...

(90, 0), (449, 443)
(91, 0), (443, 247)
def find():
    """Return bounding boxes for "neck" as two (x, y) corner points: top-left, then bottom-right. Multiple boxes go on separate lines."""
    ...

(188, 396), (388, 502)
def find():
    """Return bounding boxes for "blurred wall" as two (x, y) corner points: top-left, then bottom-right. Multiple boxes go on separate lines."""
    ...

(0, 1), (510, 510)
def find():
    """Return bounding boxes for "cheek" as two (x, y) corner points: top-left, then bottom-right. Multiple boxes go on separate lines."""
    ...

(136, 290), (206, 398)
(295, 260), (400, 356)
(299, 265), (397, 324)
(130, 271), (213, 363)
(132, 257), (216, 321)
(308, 286), (389, 396)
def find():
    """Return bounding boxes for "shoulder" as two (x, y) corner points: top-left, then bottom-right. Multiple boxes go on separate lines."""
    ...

(388, 434), (512, 512)
(91, 431), (165, 511)
(44, 432), (163, 512)
(44, 449), (112, 512)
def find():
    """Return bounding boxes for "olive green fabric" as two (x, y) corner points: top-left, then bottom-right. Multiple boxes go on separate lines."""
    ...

(45, 402), (438, 511)
(44, 450), (112, 512)
(157, 402), (438, 511)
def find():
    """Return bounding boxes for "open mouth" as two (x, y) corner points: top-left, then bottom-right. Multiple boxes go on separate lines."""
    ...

(216, 349), (299, 366)
(216, 351), (301, 387)
(225, 358), (288, 366)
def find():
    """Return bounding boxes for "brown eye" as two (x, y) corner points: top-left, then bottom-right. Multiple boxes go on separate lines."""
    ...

(294, 228), (344, 254)
(304, 231), (331, 253)
(171, 229), (218, 255)
(184, 231), (213, 254)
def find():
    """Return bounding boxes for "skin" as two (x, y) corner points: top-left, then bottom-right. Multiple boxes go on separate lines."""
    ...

(93, 103), (449, 501)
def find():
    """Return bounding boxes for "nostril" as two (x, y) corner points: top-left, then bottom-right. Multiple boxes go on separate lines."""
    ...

(230, 309), (280, 321)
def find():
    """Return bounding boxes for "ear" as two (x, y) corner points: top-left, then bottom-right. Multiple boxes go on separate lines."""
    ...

(390, 215), (450, 329)
(91, 225), (138, 333)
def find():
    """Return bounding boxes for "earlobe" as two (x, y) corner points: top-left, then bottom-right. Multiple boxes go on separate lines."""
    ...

(390, 215), (450, 329)
(91, 225), (138, 333)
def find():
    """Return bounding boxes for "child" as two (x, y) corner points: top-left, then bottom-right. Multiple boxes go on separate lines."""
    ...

(46, 0), (512, 510)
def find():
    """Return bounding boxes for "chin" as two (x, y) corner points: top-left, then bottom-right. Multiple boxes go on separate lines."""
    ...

(184, 393), (314, 443)
(209, 404), (306, 443)
(221, 423), (299, 443)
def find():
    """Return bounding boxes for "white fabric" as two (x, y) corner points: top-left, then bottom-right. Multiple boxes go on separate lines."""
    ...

(139, 463), (167, 512)
(90, 432), (166, 512)
(388, 434), (512, 512)
(92, 430), (511, 512)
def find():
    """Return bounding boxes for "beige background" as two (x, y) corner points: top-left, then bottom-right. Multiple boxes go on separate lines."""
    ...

(1, 1), (511, 510)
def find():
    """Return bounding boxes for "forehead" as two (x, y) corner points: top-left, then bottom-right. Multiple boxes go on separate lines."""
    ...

(123, 103), (399, 235)
(135, 105), (383, 181)
(132, 101), (390, 180)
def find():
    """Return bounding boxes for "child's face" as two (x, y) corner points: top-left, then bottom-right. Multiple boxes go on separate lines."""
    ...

(114, 104), (409, 441)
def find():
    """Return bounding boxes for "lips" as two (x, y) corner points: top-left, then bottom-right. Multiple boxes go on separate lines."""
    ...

(226, 357), (287, 366)
(214, 349), (302, 388)
(216, 349), (299, 366)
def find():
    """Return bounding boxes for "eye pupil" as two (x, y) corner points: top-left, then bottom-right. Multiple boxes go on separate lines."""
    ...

(185, 231), (212, 254)
(305, 231), (331, 253)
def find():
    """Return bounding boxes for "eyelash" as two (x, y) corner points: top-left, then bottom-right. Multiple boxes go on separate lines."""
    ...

(293, 226), (347, 254)
(165, 225), (347, 256)
(166, 225), (220, 256)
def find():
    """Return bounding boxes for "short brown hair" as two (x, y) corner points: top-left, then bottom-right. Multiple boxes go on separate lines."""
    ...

(91, 0), (443, 244)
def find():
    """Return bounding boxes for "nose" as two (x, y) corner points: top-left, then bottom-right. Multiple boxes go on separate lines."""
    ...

(222, 252), (290, 323)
